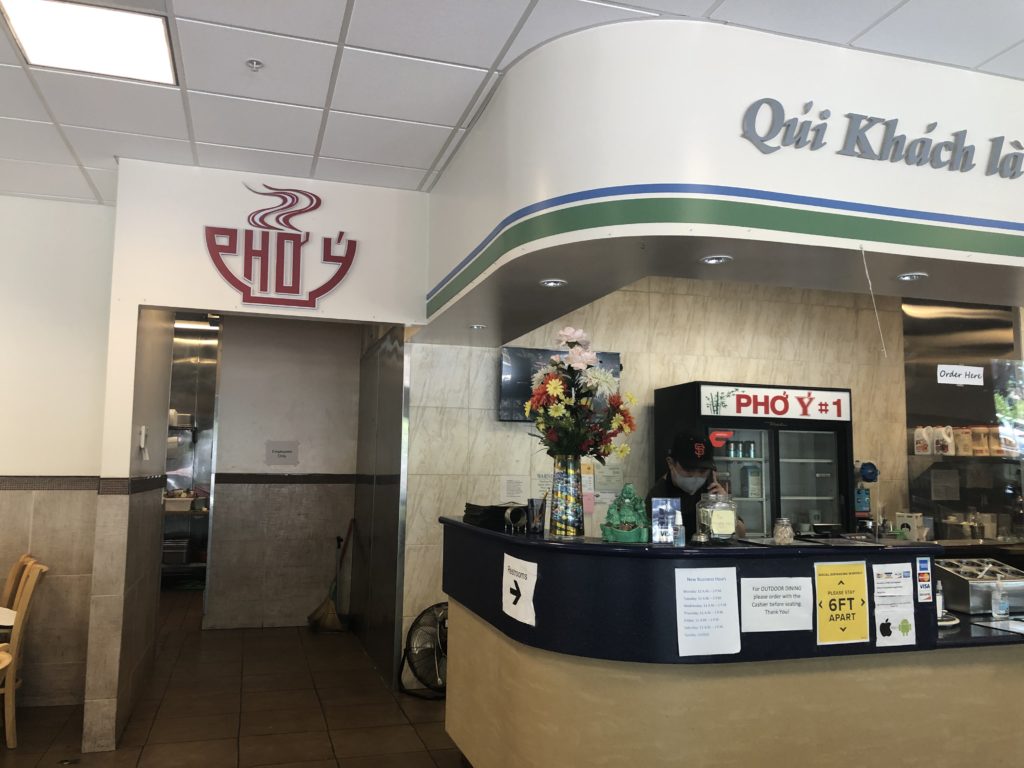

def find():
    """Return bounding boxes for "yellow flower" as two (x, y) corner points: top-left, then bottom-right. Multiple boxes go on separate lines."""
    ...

(614, 443), (631, 458)
(545, 377), (565, 398)
(536, 420), (546, 431)
(524, 400), (532, 417)
(548, 402), (566, 418)
(625, 392), (637, 407)
(610, 413), (625, 431)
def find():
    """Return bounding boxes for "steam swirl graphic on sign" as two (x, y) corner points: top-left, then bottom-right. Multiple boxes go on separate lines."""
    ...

(205, 184), (357, 308)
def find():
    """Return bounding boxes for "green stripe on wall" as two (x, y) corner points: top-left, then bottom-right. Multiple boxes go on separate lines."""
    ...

(427, 196), (1024, 316)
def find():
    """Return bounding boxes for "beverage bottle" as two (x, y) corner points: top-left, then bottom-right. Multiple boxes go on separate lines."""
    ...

(991, 575), (1010, 618)
(936, 580), (944, 619)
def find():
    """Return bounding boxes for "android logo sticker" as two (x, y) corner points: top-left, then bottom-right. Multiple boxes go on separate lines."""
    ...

(897, 618), (913, 636)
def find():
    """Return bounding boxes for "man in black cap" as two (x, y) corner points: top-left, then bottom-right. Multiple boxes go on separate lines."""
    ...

(646, 429), (746, 542)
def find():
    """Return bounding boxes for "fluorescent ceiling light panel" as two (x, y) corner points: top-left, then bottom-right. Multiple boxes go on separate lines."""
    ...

(1, 0), (175, 84)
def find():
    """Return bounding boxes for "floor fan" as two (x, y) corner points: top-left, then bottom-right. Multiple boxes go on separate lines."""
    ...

(400, 601), (448, 699)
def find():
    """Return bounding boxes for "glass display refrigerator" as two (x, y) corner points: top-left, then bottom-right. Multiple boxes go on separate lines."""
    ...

(654, 381), (855, 537)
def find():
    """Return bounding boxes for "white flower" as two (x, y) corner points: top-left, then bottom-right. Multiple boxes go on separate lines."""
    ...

(582, 366), (617, 397)
(531, 364), (556, 388)
(566, 345), (599, 371)
(556, 326), (590, 348)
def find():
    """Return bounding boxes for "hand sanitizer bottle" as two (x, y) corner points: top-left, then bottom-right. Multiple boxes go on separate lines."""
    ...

(991, 575), (1010, 619)
(936, 580), (944, 619)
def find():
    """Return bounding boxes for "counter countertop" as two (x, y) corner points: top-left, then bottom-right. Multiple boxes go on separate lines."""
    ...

(937, 610), (1024, 649)
(438, 517), (942, 559)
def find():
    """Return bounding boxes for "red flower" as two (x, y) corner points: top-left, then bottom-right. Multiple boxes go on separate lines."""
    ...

(608, 393), (622, 409)
(546, 429), (559, 443)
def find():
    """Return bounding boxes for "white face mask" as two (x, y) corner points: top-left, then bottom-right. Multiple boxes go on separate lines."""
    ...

(671, 471), (708, 494)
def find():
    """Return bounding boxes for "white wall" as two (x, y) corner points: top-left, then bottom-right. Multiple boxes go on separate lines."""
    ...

(429, 20), (1024, 309)
(101, 160), (427, 477)
(216, 316), (362, 473)
(0, 194), (114, 474)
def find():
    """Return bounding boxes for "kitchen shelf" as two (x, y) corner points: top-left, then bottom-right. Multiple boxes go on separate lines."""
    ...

(714, 457), (766, 462)
(161, 563), (207, 570)
(779, 458), (835, 464)
(168, 425), (196, 431)
(733, 497), (765, 502)
(908, 454), (1021, 462)
(781, 496), (835, 501)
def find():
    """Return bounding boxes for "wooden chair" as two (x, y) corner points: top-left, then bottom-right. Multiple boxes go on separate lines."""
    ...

(0, 555), (33, 609)
(0, 562), (47, 749)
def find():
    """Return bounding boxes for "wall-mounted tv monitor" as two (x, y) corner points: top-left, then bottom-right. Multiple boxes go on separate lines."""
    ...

(498, 346), (621, 422)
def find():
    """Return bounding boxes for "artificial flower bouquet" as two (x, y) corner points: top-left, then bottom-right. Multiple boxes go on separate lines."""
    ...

(524, 327), (636, 462)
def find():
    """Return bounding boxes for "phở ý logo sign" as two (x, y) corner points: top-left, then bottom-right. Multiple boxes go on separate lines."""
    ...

(204, 184), (357, 308)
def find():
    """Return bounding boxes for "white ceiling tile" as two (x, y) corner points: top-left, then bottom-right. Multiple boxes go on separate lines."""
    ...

(462, 72), (502, 128)
(315, 157), (426, 190)
(177, 20), (336, 108)
(188, 92), (322, 154)
(0, 27), (20, 64)
(32, 70), (188, 138)
(321, 112), (451, 168)
(63, 125), (193, 170)
(979, 40), (1024, 78)
(173, 0), (346, 43)
(348, 0), (529, 68)
(197, 142), (313, 178)
(619, 1), (714, 14)
(86, 167), (118, 202)
(333, 49), (485, 126)
(0, 158), (94, 198)
(76, 0), (168, 13)
(0, 117), (74, 164)
(0, 65), (48, 121)
(712, 0), (902, 44)
(501, 0), (656, 69)
(854, 0), (1024, 67)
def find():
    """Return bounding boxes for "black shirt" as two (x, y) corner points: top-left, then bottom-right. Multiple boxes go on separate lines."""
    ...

(645, 474), (712, 543)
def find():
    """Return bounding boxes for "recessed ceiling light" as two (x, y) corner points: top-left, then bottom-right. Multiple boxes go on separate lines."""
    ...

(470, 323), (487, 330)
(897, 271), (929, 282)
(700, 254), (734, 265)
(539, 278), (567, 288)
(0, 0), (176, 84)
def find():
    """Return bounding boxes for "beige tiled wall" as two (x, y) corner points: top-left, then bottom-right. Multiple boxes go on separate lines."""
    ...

(205, 483), (355, 629)
(0, 489), (97, 705)
(403, 278), (909, 680)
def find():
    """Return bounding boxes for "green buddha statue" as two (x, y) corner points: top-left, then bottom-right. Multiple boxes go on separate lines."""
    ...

(601, 483), (650, 543)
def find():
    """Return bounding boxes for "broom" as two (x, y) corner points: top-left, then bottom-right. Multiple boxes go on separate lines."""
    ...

(308, 518), (354, 632)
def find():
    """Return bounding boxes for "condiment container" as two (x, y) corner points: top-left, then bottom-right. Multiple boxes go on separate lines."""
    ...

(772, 517), (795, 545)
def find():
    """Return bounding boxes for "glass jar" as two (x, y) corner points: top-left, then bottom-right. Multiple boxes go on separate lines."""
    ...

(695, 493), (737, 542)
(773, 517), (795, 545)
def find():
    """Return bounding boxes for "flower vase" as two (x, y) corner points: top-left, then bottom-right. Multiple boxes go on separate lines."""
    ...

(550, 454), (585, 538)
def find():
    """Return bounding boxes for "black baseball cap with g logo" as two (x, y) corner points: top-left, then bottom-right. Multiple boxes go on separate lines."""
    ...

(669, 430), (716, 470)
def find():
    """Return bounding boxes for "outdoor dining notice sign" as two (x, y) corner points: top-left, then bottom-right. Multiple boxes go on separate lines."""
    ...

(814, 561), (869, 645)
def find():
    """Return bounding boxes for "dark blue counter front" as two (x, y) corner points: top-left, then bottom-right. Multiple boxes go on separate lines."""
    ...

(441, 517), (944, 664)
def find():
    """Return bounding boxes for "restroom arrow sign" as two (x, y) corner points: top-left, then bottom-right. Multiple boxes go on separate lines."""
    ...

(502, 553), (537, 626)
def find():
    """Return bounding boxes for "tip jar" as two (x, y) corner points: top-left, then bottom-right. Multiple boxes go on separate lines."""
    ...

(695, 492), (737, 543)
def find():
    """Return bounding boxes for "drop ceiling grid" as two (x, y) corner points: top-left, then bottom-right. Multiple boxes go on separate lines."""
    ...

(0, 0), (1023, 202)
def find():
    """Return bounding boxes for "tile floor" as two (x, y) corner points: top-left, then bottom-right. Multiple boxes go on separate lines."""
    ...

(0, 591), (465, 768)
